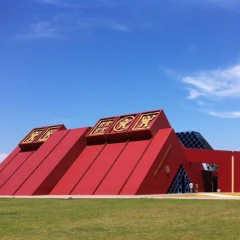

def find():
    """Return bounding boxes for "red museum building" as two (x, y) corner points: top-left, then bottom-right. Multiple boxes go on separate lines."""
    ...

(0, 109), (238, 196)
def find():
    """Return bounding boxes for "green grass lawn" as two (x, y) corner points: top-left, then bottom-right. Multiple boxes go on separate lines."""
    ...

(0, 198), (240, 240)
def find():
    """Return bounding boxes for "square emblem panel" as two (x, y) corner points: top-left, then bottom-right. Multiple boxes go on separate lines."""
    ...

(88, 118), (115, 136)
(105, 114), (139, 143)
(86, 117), (117, 144)
(132, 112), (159, 131)
(21, 128), (44, 144)
(128, 110), (171, 140)
(19, 127), (45, 150)
(37, 125), (64, 142)
(19, 124), (66, 151)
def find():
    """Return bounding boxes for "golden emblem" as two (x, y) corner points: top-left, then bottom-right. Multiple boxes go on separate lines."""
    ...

(138, 115), (156, 128)
(165, 166), (170, 174)
(38, 128), (58, 142)
(89, 119), (114, 135)
(22, 129), (43, 143)
(113, 116), (134, 132)
(94, 127), (107, 134)
(132, 112), (159, 130)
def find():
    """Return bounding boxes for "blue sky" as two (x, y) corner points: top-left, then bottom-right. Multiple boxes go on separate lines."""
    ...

(1, 0), (240, 161)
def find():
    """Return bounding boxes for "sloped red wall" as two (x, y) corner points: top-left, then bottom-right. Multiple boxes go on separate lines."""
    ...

(71, 142), (127, 195)
(120, 129), (173, 195)
(120, 129), (203, 195)
(0, 146), (21, 172)
(136, 131), (203, 194)
(95, 140), (151, 195)
(0, 151), (34, 191)
(16, 128), (90, 195)
(0, 130), (68, 195)
(50, 144), (106, 195)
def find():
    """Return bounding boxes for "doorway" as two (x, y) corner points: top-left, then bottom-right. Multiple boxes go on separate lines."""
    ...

(212, 176), (218, 192)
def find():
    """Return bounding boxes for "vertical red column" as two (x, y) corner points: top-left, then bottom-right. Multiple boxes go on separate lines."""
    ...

(234, 151), (240, 192)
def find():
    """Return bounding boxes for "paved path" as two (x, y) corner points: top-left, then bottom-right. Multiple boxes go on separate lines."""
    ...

(0, 193), (240, 200)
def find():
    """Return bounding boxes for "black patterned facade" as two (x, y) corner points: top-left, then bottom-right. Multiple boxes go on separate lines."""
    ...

(167, 165), (191, 194)
(176, 131), (213, 150)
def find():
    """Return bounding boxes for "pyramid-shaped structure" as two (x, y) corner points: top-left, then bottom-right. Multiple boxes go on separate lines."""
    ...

(0, 109), (205, 195)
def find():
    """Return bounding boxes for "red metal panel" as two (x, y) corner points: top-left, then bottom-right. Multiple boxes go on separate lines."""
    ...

(0, 130), (68, 195)
(188, 163), (205, 192)
(95, 140), (151, 195)
(0, 146), (21, 173)
(16, 128), (90, 195)
(234, 151), (240, 192)
(50, 144), (106, 195)
(189, 162), (204, 171)
(0, 151), (34, 191)
(33, 128), (90, 195)
(136, 131), (204, 194)
(185, 149), (232, 192)
(71, 142), (127, 195)
(120, 129), (173, 195)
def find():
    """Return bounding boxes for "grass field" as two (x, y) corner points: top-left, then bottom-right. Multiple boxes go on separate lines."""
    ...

(1, 198), (240, 240)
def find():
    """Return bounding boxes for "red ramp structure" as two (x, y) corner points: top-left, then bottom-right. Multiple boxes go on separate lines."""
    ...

(0, 127), (68, 195)
(0, 146), (21, 172)
(0, 151), (34, 189)
(0, 125), (90, 196)
(15, 127), (90, 195)
(50, 144), (107, 195)
(52, 109), (203, 195)
(0, 109), (238, 195)
(95, 140), (151, 195)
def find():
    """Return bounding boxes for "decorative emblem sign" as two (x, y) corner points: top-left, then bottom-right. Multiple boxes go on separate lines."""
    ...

(132, 112), (159, 130)
(89, 119), (114, 135)
(113, 116), (135, 132)
(21, 128), (44, 144)
(37, 127), (59, 142)
(165, 166), (170, 174)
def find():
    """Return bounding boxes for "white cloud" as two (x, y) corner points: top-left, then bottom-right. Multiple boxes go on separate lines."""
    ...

(109, 24), (130, 32)
(208, 0), (240, 13)
(16, 13), (131, 41)
(30, 21), (58, 38)
(34, 0), (80, 8)
(16, 20), (59, 40)
(167, 64), (240, 119)
(77, 18), (131, 32)
(182, 64), (240, 100)
(0, 153), (8, 163)
(206, 110), (240, 118)
(196, 100), (205, 106)
(159, 66), (176, 78)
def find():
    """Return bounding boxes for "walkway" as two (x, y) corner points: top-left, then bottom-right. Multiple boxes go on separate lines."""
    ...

(1, 193), (240, 200)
